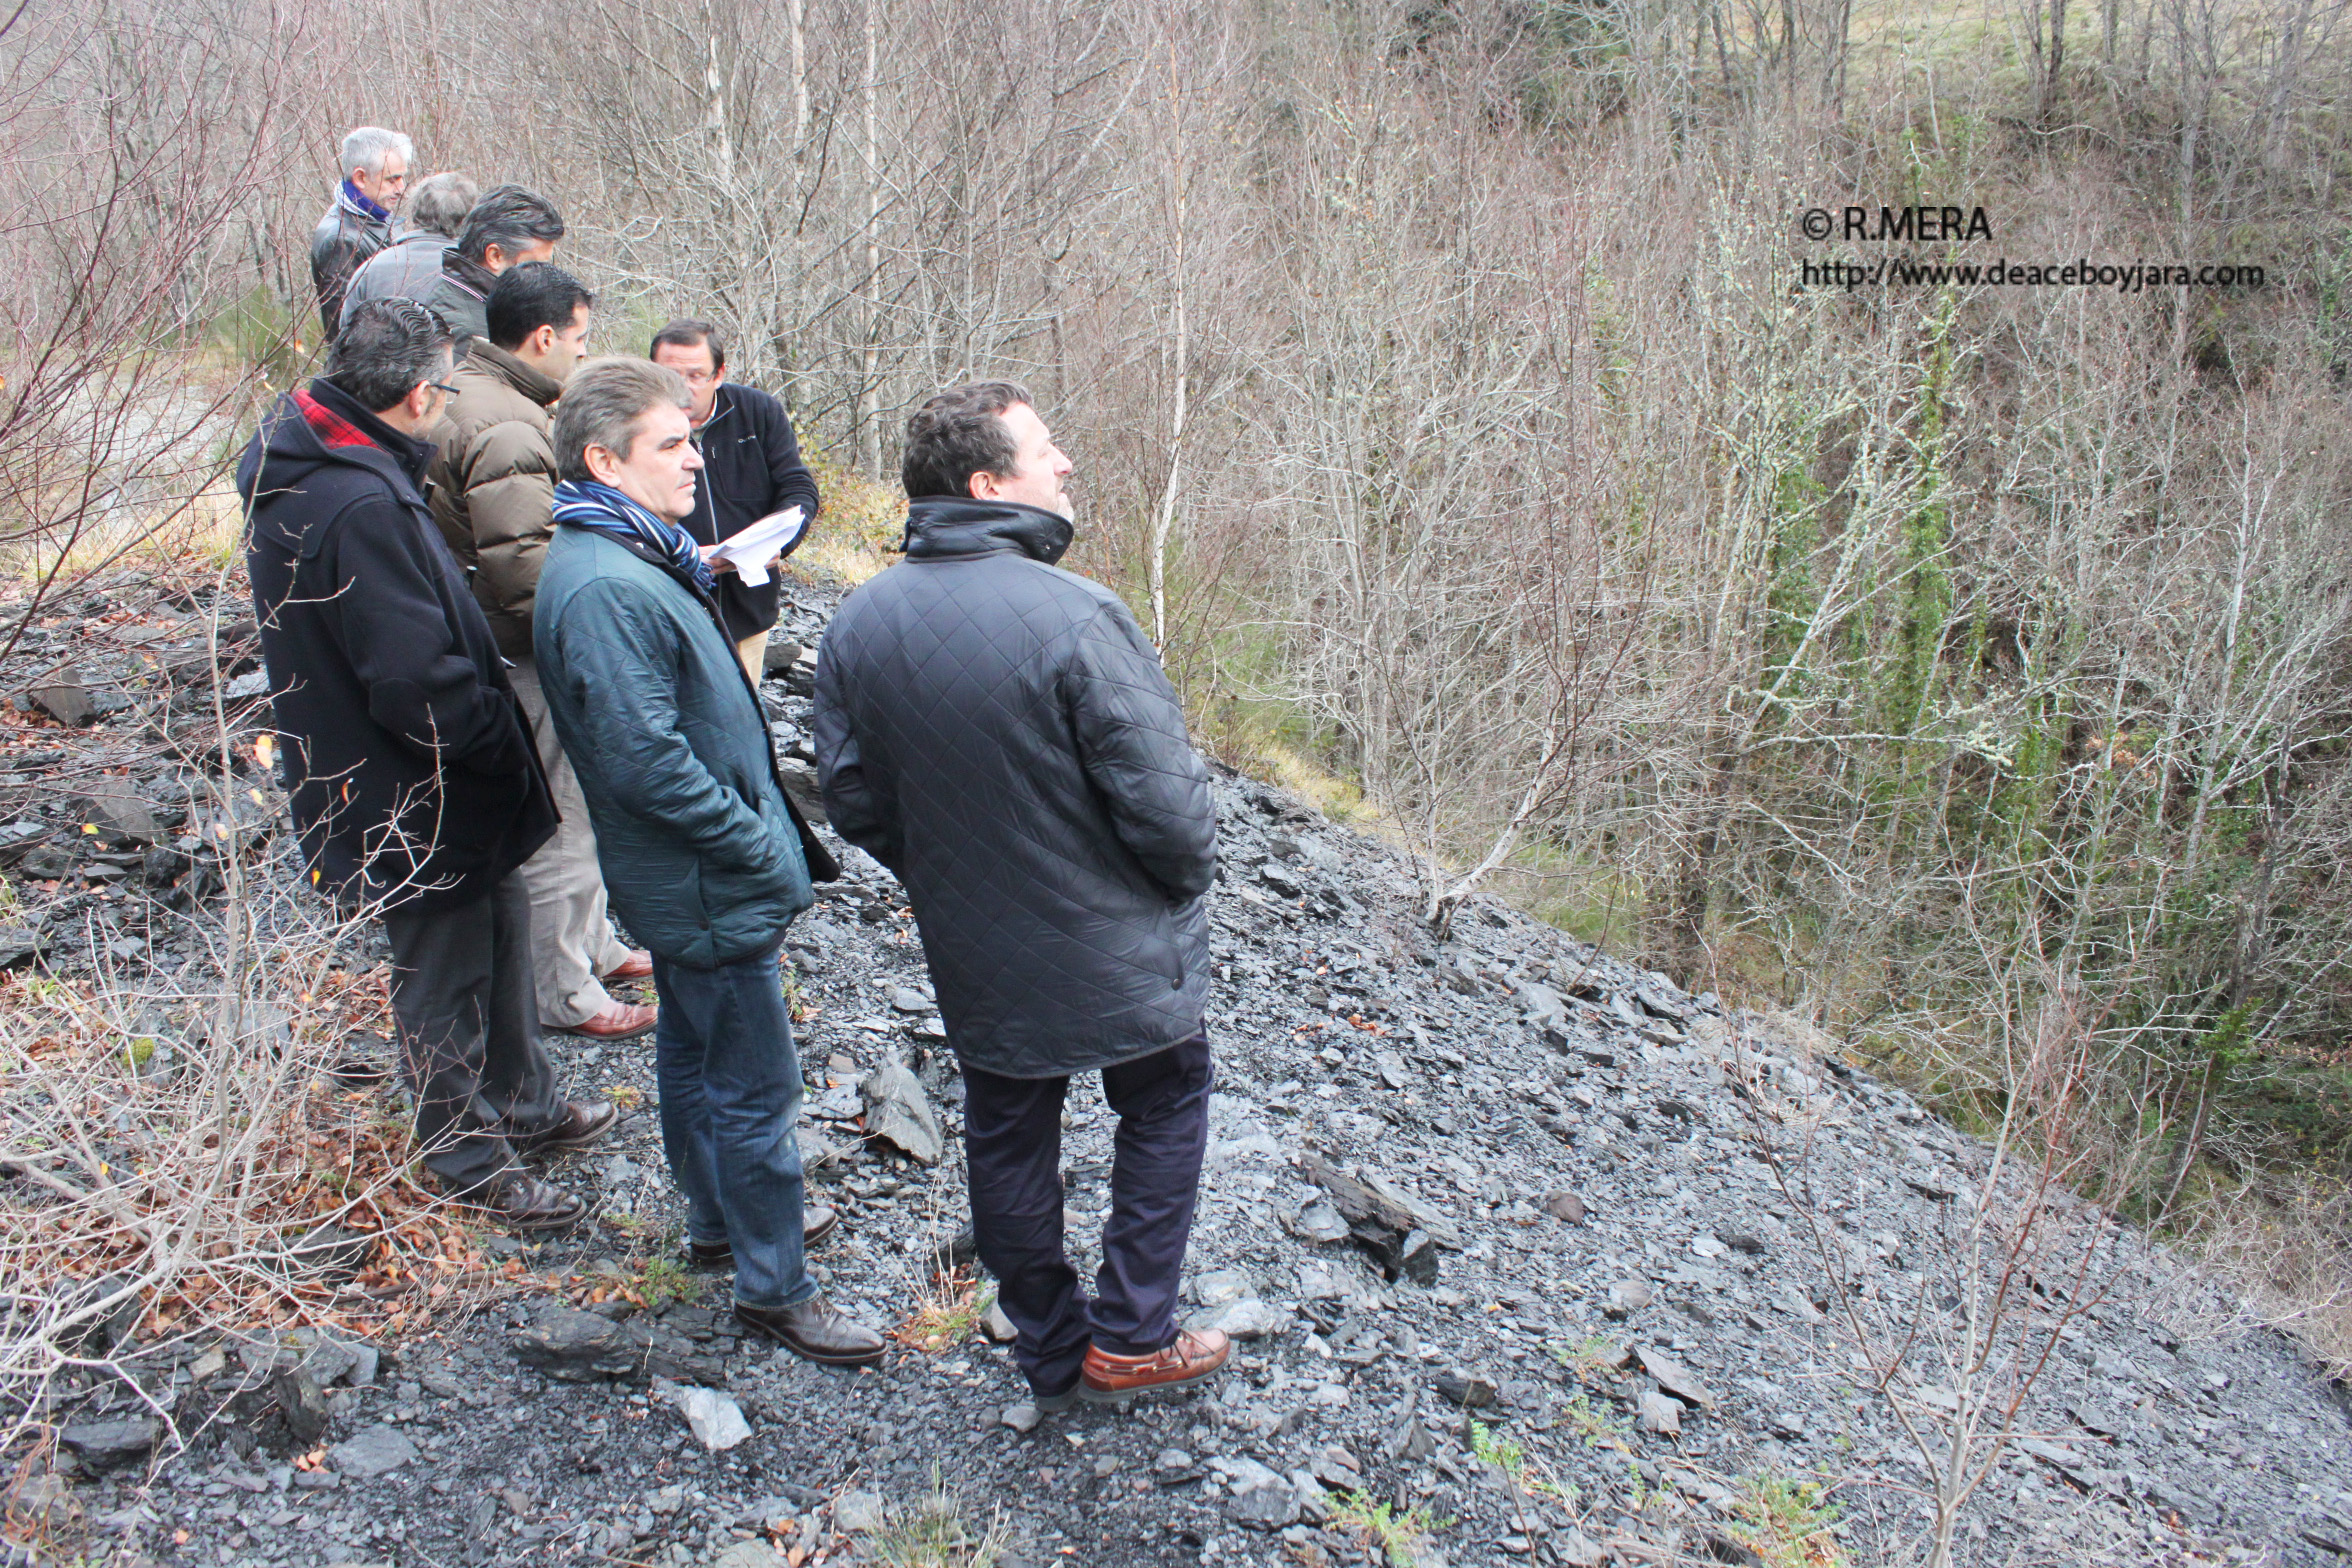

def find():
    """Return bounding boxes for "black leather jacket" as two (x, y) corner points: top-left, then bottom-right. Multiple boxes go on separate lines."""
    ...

(309, 190), (393, 344)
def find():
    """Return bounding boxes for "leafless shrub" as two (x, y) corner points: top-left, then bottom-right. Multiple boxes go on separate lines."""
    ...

(1744, 983), (2157, 1568)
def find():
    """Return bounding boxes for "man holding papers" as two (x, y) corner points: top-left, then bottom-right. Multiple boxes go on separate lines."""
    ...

(649, 320), (822, 683)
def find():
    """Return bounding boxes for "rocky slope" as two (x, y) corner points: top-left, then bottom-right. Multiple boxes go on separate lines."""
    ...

(8, 575), (2352, 1568)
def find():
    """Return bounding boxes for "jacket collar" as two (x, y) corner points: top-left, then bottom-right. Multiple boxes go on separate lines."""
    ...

(463, 341), (563, 409)
(438, 248), (499, 301)
(302, 379), (435, 486)
(693, 382), (737, 435)
(901, 498), (1073, 565)
(337, 179), (391, 225)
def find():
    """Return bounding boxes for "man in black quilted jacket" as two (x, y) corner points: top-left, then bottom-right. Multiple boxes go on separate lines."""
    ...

(813, 381), (1230, 1411)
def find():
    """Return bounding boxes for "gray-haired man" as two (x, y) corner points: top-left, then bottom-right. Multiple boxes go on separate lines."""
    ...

(310, 126), (412, 343)
(427, 185), (565, 357)
(339, 172), (481, 332)
(531, 359), (881, 1366)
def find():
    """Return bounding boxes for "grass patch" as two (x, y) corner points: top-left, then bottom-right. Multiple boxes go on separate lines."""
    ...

(1329, 1492), (1449, 1567)
(1559, 1390), (1632, 1451)
(1727, 1476), (1847, 1568)
(1550, 1332), (1623, 1380)
(893, 1265), (994, 1353)
(1469, 1419), (1577, 1506)
(865, 1472), (1009, 1568)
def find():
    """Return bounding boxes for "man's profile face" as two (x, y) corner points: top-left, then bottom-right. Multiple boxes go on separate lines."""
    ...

(484, 237), (558, 276)
(651, 340), (724, 424)
(352, 150), (409, 210)
(970, 402), (1074, 518)
(547, 305), (593, 382)
(589, 403), (702, 522)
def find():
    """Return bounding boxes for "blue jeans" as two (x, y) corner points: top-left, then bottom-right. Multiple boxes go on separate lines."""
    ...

(650, 945), (816, 1311)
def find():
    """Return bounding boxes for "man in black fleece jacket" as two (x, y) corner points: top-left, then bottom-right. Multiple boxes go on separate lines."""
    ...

(649, 319), (821, 682)
(236, 298), (613, 1230)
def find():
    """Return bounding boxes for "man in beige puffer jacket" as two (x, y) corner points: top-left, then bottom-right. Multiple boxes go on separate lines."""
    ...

(427, 261), (658, 1044)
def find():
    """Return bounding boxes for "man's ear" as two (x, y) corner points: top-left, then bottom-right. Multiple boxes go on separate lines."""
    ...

(529, 323), (556, 358)
(967, 468), (998, 500)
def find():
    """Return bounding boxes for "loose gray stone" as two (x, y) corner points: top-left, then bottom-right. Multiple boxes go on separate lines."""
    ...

(273, 1368), (332, 1444)
(0, 926), (48, 969)
(672, 1386), (753, 1451)
(59, 1419), (157, 1470)
(834, 1490), (886, 1533)
(1544, 1191), (1587, 1224)
(861, 1058), (943, 1166)
(329, 1425), (417, 1480)
(74, 780), (159, 847)
(1311, 1445), (1363, 1489)
(1291, 1201), (1351, 1244)
(1604, 1280), (1653, 1319)
(705, 1543), (786, 1568)
(1636, 1390), (1682, 1435)
(1194, 1296), (1288, 1341)
(980, 1302), (1017, 1343)
(1434, 1370), (1498, 1408)
(1636, 1346), (1716, 1409)
(1194, 1267), (1253, 1306)
(29, 669), (95, 727)
(1001, 1401), (1042, 1433)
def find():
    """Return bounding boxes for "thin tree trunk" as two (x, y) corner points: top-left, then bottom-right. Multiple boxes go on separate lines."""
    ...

(1148, 39), (1190, 652)
(857, 0), (882, 482)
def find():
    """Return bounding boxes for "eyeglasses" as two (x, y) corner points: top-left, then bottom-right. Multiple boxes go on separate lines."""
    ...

(427, 380), (460, 398)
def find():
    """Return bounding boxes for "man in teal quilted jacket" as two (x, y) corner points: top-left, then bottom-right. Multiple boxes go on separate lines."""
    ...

(531, 357), (883, 1367)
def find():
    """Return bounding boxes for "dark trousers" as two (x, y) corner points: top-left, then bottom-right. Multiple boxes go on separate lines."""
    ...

(962, 1034), (1213, 1396)
(381, 872), (560, 1190)
(650, 944), (815, 1311)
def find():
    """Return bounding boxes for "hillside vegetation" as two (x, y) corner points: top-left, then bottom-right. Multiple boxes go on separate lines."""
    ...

(1, 0), (2347, 1365)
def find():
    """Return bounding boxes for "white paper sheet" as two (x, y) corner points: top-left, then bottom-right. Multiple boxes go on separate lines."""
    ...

(708, 506), (807, 586)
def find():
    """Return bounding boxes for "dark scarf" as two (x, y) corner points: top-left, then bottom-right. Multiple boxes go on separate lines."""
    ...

(339, 179), (391, 224)
(551, 480), (715, 595)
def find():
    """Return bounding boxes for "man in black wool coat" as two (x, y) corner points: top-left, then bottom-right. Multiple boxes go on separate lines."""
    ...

(237, 298), (615, 1232)
(813, 380), (1232, 1412)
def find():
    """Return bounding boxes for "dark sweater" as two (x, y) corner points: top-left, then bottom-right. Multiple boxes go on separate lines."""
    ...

(678, 382), (821, 643)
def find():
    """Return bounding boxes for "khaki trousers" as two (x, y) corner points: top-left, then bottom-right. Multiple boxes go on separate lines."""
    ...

(507, 659), (634, 1028)
(736, 628), (769, 689)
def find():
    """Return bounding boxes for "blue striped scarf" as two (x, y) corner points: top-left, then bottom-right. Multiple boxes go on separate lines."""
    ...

(551, 480), (714, 596)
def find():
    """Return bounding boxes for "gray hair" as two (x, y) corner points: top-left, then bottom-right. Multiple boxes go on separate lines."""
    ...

(554, 358), (693, 483)
(406, 172), (478, 239)
(457, 185), (566, 266)
(326, 298), (454, 412)
(339, 126), (414, 180)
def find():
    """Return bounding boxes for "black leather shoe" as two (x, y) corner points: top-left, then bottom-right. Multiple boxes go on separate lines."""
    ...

(733, 1294), (886, 1366)
(684, 1205), (839, 1268)
(515, 1100), (619, 1156)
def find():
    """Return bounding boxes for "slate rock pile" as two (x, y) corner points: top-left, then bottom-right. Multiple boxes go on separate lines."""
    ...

(12, 574), (2352, 1568)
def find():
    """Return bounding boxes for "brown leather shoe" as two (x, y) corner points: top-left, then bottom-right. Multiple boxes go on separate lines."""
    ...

(733, 1294), (886, 1366)
(600, 950), (654, 982)
(681, 1205), (838, 1268)
(1080, 1328), (1231, 1402)
(450, 1171), (586, 1232)
(515, 1099), (619, 1155)
(563, 1001), (657, 1040)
